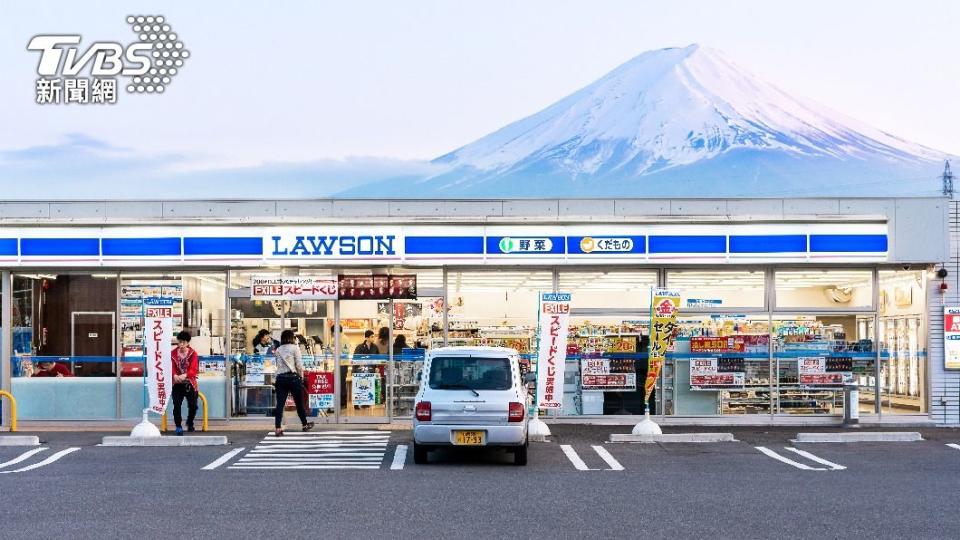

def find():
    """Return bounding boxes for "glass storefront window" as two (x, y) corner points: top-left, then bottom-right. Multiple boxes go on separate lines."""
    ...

(11, 272), (118, 420)
(775, 269), (873, 310)
(560, 271), (657, 416)
(667, 270), (765, 309)
(119, 273), (227, 419)
(878, 269), (927, 414)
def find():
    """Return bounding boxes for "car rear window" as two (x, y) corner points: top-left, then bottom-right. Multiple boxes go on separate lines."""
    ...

(428, 357), (512, 391)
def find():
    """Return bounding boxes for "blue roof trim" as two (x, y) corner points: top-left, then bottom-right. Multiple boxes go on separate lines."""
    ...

(20, 238), (100, 257)
(567, 236), (646, 254)
(486, 236), (565, 255)
(183, 237), (262, 256)
(0, 238), (17, 256)
(102, 237), (181, 256)
(649, 235), (726, 254)
(405, 236), (484, 255)
(729, 235), (807, 253)
(810, 234), (888, 253)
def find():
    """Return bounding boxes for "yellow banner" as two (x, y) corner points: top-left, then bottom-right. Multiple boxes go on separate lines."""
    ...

(645, 289), (680, 406)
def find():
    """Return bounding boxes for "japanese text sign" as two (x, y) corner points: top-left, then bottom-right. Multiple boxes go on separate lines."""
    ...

(536, 292), (572, 409)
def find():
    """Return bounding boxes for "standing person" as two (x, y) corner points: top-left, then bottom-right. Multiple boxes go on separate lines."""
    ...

(252, 329), (275, 356)
(393, 334), (407, 356)
(171, 330), (199, 436)
(353, 330), (379, 355)
(376, 327), (390, 357)
(274, 329), (314, 436)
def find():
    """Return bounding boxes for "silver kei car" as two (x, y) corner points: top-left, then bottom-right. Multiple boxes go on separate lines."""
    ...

(412, 346), (531, 465)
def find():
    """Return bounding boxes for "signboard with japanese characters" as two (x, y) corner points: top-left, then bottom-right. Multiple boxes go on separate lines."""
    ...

(305, 371), (335, 409)
(798, 356), (853, 387)
(251, 275), (338, 300)
(536, 292), (572, 409)
(945, 307), (960, 369)
(580, 358), (637, 391)
(646, 289), (680, 403)
(144, 297), (173, 415)
(689, 357), (746, 390)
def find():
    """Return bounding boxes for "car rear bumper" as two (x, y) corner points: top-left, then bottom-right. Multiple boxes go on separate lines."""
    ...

(414, 423), (528, 446)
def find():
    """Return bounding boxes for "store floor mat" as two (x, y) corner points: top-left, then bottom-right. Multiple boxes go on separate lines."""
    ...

(228, 430), (390, 470)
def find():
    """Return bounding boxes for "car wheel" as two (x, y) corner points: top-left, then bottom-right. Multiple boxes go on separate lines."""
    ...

(413, 442), (429, 464)
(513, 441), (528, 466)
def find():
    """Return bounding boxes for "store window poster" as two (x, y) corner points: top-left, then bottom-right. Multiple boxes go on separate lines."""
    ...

(352, 372), (377, 406)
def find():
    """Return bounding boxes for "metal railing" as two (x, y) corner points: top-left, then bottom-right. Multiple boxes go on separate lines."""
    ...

(159, 391), (208, 432)
(0, 390), (17, 432)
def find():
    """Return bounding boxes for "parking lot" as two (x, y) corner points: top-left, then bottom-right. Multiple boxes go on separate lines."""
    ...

(2, 426), (960, 539)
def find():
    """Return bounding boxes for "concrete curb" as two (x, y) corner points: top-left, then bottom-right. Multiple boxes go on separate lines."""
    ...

(609, 433), (737, 443)
(794, 432), (923, 443)
(0, 435), (41, 446)
(100, 436), (229, 447)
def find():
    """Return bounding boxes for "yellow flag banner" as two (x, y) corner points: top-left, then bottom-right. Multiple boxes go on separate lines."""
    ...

(645, 289), (681, 405)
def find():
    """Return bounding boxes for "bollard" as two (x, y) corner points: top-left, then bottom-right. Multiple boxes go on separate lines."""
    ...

(159, 391), (208, 432)
(0, 390), (17, 432)
(843, 382), (859, 427)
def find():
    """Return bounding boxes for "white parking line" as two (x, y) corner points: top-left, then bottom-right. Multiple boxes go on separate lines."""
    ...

(947, 443), (960, 451)
(202, 448), (245, 470)
(784, 447), (846, 470)
(560, 445), (595, 471)
(0, 448), (48, 470)
(391, 445), (408, 470)
(0, 447), (80, 474)
(592, 445), (625, 471)
(755, 446), (823, 471)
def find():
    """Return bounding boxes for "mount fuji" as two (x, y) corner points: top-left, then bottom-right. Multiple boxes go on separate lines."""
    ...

(342, 44), (949, 198)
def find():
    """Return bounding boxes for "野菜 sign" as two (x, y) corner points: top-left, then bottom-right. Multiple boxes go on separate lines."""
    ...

(250, 275), (339, 300)
(536, 292), (572, 409)
(945, 307), (960, 370)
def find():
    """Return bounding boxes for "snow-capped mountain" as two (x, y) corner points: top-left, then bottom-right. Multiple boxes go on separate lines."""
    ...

(342, 44), (948, 197)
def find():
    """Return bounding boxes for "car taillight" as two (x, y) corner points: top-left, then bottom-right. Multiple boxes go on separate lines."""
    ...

(415, 401), (432, 421)
(508, 401), (525, 422)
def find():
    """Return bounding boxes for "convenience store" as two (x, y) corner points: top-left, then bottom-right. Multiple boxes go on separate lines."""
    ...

(0, 196), (952, 426)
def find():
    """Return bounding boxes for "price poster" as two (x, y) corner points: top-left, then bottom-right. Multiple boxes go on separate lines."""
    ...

(580, 358), (637, 391)
(689, 357), (745, 390)
(798, 356), (851, 387)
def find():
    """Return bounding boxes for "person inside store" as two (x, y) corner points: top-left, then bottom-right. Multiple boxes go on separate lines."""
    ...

(295, 334), (311, 354)
(252, 329), (277, 356)
(311, 335), (324, 353)
(273, 329), (314, 437)
(393, 334), (408, 357)
(171, 330), (200, 435)
(376, 327), (390, 357)
(32, 359), (73, 377)
(354, 329), (379, 355)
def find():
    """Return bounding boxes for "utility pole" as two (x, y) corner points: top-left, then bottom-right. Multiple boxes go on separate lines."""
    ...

(943, 160), (954, 198)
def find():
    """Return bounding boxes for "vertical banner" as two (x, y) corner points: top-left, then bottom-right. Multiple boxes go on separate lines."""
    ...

(144, 298), (174, 414)
(945, 307), (960, 370)
(646, 289), (680, 405)
(536, 292), (572, 409)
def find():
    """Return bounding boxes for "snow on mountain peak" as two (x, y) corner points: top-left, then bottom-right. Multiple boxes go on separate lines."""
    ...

(435, 44), (944, 178)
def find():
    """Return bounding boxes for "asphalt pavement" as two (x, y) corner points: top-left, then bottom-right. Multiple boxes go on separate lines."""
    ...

(1, 426), (959, 539)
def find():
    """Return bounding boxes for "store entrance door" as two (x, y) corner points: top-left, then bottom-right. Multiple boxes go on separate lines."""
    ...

(336, 298), (391, 423)
(71, 311), (116, 376)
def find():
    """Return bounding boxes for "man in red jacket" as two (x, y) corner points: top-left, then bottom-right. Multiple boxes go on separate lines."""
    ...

(170, 330), (200, 435)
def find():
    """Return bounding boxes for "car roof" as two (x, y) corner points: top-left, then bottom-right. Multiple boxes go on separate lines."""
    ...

(427, 346), (518, 357)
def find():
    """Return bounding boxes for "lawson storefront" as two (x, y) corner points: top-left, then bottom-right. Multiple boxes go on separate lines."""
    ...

(0, 196), (950, 425)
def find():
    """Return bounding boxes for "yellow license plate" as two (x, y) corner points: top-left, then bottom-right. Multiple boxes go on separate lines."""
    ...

(453, 430), (485, 446)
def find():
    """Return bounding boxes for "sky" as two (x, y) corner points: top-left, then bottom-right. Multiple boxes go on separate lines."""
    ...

(0, 0), (958, 197)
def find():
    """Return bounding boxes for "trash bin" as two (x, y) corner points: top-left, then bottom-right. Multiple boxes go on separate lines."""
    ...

(843, 382), (859, 426)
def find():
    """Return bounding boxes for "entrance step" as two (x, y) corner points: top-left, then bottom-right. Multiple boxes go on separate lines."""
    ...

(101, 435), (229, 446)
(794, 431), (923, 443)
(609, 433), (736, 443)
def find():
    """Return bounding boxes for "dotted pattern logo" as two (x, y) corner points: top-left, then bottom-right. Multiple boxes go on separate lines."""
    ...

(124, 15), (188, 94)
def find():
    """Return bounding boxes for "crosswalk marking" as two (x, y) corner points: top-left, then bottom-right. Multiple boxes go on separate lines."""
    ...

(229, 431), (390, 470)
(0, 447), (80, 474)
(947, 443), (960, 451)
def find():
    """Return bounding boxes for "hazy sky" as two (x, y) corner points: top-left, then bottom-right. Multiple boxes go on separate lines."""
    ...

(0, 0), (957, 193)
